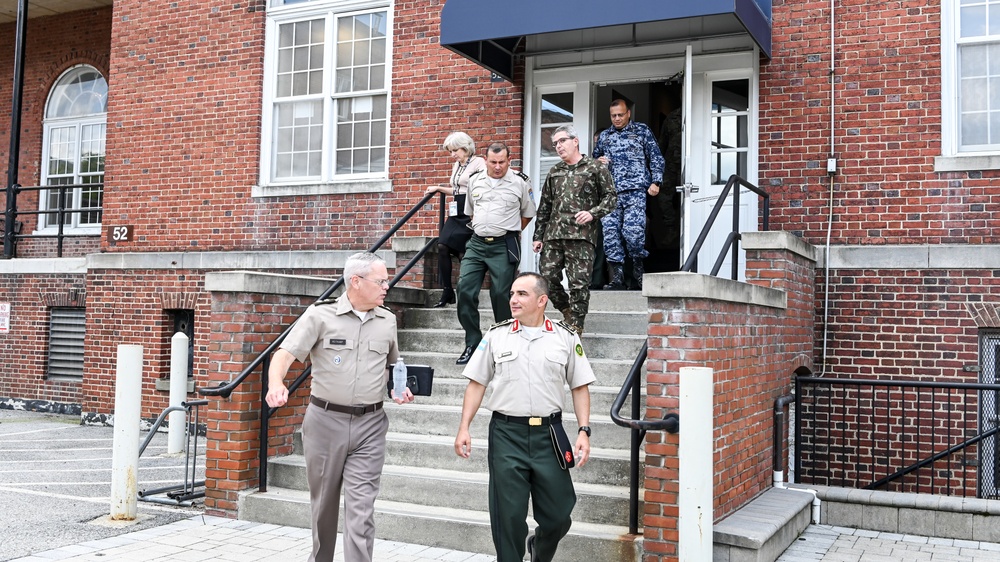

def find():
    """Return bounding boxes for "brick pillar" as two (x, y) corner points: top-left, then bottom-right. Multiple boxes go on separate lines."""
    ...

(201, 289), (312, 516)
(640, 231), (816, 561)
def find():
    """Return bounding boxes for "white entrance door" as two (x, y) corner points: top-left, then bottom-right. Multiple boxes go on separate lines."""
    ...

(685, 69), (759, 279)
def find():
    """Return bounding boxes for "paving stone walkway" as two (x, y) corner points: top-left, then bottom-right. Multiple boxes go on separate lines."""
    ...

(778, 524), (1000, 561)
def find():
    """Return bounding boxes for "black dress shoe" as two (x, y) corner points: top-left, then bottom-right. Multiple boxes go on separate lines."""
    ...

(432, 287), (456, 308)
(456, 346), (474, 365)
(526, 532), (538, 562)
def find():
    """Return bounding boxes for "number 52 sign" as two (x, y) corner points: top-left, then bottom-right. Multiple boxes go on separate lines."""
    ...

(108, 225), (134, 242)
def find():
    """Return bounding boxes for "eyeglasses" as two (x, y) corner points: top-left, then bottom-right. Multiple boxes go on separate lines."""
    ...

(358, 277), (390, 289)
(551, 136), (574, 148)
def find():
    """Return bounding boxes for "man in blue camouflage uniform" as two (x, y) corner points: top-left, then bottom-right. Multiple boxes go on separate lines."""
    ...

(593, 99), (665, 289)
(532, 125), (617, 334)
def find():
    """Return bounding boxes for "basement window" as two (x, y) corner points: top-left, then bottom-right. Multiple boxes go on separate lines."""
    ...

(48, 307), (85, 379)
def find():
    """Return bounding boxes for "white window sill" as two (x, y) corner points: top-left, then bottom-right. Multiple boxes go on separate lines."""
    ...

(31, 227), (102, 237)
(934, 154), (1000, 172)
(252, 179), (392, 198)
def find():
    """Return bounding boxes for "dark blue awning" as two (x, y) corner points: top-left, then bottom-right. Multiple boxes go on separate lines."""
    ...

(440, 0), (772, 81)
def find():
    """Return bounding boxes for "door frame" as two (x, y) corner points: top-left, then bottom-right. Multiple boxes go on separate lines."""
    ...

(524, 50), (760, 275)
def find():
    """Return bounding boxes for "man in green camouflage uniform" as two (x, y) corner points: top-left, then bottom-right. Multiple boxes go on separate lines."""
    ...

(532, 125), (617, 334)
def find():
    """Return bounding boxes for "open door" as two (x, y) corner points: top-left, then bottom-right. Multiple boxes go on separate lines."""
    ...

(684, 65), (757, 279)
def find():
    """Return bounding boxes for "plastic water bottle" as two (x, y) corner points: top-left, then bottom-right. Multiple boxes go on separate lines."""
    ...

(392, 358), (407, 400)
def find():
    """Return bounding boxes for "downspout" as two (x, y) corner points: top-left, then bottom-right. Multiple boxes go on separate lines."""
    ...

(3, 0), (29, 259)
(819, 0), (838, 374)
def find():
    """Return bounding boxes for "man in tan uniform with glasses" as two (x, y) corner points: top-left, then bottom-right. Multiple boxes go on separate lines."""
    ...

(266, 251), (413, 562)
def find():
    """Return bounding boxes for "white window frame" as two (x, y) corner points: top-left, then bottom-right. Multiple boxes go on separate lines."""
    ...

(37, 65), (107, 235)
(938, 0), (1000, 171)
(256, 0), (393, 197)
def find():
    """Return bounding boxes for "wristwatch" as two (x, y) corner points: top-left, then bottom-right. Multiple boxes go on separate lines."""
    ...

(578, 426), (592, 437)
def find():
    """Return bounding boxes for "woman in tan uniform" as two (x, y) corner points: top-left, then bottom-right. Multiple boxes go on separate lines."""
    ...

(426, 131), (486, 307)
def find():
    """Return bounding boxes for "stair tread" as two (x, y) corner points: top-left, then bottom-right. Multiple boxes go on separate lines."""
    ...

(252, 486), (635, 539)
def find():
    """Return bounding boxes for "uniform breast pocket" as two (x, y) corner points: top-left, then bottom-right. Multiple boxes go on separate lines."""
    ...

(543, 349), (569, 380)
(366, 340), (391, 374)
(320, 336), (354, 372)
(493, 348), (520, 380)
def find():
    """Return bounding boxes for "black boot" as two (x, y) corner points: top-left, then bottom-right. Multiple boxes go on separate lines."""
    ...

(603, 263), (625, 290)
(633, 260), (644, 290)
(432, 287), (455, 308)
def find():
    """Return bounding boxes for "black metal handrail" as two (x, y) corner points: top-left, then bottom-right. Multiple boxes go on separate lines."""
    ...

(610, 173), (769, 534)
(795, 375), (1000, 497)
(199, 190), (444, 492)
(3, 183), (104, 258)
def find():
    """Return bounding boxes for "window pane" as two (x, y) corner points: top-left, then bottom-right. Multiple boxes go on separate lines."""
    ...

(273, 100), (323, 179)
(47, 67), (108, 119)
(277, 19), (324, 98)
(962, 5), (987, 37)
(370, 65), (385, 90)
(963, 112), (989, 145)
(334, 95), (387, 174)
(962, 45), (988, 78)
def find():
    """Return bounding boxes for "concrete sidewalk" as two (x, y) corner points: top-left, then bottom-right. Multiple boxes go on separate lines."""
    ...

(9, 515), (494, 561)
(7, 408), (1000, 561)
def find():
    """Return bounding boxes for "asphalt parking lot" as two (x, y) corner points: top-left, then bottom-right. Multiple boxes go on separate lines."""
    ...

(0, 408), (204, 561)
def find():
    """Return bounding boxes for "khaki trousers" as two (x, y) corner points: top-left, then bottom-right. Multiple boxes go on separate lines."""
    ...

(302, 403), (389, 562)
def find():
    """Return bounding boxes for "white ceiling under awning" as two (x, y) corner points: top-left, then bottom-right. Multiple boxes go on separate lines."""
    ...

(0, 0), (114, 25)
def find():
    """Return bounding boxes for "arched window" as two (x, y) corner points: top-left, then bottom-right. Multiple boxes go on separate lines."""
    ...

(39, 65), (108, 231)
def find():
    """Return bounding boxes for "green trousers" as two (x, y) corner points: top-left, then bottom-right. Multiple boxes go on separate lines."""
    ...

(488, 416), (576, 562)
(457, 236), (516, 348)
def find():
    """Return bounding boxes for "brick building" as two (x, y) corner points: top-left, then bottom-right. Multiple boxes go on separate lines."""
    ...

(2, 0), (999, 560)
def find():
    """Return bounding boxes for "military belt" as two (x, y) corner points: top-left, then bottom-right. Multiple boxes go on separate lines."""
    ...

(493, 411), (562, 426)
(310, 396), (383, 416)
(474, 231), (519, 244)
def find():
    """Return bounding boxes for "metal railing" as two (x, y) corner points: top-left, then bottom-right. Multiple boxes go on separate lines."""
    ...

(137, 399), (208, 506)
(795, 375), (1000, 498)
(610, 174), (769, 534)
(199, 190), (444, 492)
(2, 182), (103, 258)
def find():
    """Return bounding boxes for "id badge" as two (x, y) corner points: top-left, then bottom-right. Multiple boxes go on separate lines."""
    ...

(448, 201), (458, 217)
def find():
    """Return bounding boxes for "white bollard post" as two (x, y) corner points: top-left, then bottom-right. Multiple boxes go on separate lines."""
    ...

(678, 366), (714, 562)
(168, 332), (189, 454)
(110, 344), (143, 520)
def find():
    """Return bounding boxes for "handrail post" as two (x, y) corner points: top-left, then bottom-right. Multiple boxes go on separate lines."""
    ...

(730, 178), (740, 280)
(4, 0), (28, 259)
(629, 355), (642, 535)
(259, 353), (271, 493)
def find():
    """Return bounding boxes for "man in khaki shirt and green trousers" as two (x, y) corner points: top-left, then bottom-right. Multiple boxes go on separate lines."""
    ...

(454, 272), (595, 562)
(266, 252), (413, 562)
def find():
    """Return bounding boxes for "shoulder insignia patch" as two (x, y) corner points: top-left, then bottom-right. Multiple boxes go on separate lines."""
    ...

(487, 318), (516, 331)
(575, 343), (585, 357)
(468, 169), (485, 178)
(554, 319), (577, 333)
(515, 170), (530, 182)
(316, 297), (339, 306)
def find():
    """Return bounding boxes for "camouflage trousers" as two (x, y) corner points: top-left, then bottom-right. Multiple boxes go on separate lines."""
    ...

(602, 189), (649, 263)
(539, 238), (596, 332)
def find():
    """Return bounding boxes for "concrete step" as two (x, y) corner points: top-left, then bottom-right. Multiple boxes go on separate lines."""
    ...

(278, 433), (634, 487)
(378, 404), (634, 450)
(239, 487), (642, 561)
(421, 288), (648, 313)
(261, 465), (635, 527)
(404, 307), (648, 335)
(413, 377), (638, 414)
(399, 328), (645, 360)
(396, 351), (640, 387)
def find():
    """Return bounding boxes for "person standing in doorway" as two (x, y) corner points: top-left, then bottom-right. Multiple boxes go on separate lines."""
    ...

(265, 252), (414, 562)
(425, 132), (486, 308)
(455, 142), (536, 365)
(454, 272), (595, 562)
(593, 98), (665, 289)
(532, 125), (617, 334)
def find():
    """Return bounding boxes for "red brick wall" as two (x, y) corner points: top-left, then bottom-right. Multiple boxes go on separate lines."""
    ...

(0, 8), (112, 257)
(100, 0), (522, 254)
(0, 273), (87, 406)
(202, 290), (312, 514)
(759, 1), (994, 246)
(642, 241), (815, 561)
